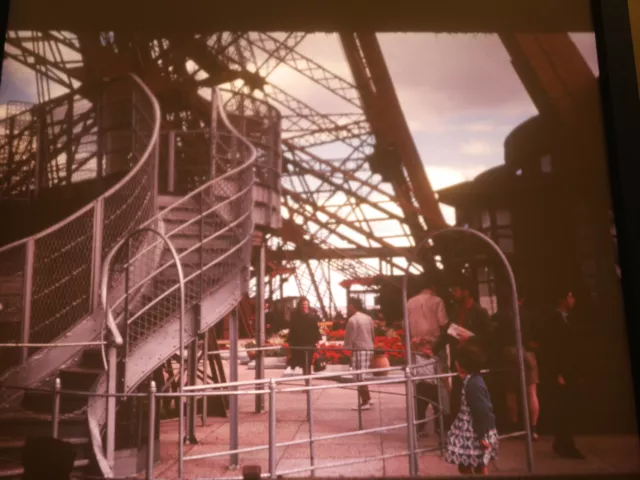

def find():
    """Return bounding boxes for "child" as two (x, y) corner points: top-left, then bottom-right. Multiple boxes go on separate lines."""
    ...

(444, 340), (499, 475)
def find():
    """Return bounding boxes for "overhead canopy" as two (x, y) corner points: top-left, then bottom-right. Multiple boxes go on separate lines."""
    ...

(7, 0), (593, 32)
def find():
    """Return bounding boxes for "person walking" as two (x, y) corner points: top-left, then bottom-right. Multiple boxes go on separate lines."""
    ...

(407, 274), (450, 437)
(344, 297), (376, 410)
(444, 340), (499, 476)
(285, 297), (321, 376)
(447, 277), (493, 422)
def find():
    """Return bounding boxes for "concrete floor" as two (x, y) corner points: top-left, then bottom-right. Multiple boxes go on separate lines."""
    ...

(149, 363), (640, 479)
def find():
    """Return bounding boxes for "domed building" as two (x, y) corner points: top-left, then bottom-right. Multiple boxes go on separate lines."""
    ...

(438, 114), (619, 314)
(437, 114), (634, 435)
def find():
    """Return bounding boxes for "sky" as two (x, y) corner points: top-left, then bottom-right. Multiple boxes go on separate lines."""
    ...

(0, 32), (601, 309)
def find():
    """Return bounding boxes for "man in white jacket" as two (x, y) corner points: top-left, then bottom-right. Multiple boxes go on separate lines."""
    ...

(344, 297), (375, 410)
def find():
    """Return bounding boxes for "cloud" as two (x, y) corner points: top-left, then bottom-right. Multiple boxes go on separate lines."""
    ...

(460, 140), (500, 157)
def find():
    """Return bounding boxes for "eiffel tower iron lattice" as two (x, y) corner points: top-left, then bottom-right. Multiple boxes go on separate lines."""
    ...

(2, 31), (439, 316)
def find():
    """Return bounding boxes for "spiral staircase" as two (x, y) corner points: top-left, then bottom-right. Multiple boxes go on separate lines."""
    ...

(0, 75), (282, 478)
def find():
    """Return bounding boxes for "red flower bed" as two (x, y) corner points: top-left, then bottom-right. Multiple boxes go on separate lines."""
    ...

(314, 334), (407, 365)
(327, 329), (346, 341)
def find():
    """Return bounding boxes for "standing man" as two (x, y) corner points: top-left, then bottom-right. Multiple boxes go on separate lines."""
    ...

(544, 288), (585, 459)
(448, 277), (493, 420)
(407, 274), (450, 437)
(344, 297), (375, 410)
(494, 290), (541, 439)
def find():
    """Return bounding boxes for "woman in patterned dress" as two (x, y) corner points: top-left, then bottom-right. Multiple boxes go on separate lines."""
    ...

(444, 340), (499, 475)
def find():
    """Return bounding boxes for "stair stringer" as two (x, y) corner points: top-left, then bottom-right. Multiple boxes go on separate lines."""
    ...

(88, 269), (246, 478)
(0, 219), (166, 408)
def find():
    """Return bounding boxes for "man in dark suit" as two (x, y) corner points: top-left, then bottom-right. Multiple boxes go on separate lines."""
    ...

(446, 277), (493, 422)
(544, 287), (585, 459)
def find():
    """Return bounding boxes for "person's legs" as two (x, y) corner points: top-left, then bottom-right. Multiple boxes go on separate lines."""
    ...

(505, 390), (518, 425)
(358, 385), (371, 405)
(552, 382), (582, 456)
(527, 384), (540, 438)
(474, 465), (489, 475)
(415, 381), (429, 433)
(448, 376), (462, 428)
(458, 465), (472, 474)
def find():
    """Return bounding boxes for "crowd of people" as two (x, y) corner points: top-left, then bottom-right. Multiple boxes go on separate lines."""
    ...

(277, 272), (586, 475)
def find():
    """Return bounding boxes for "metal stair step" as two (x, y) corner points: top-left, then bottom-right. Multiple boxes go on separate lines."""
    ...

(0, 458), (90, 479)
(0, 410), (87, 438)
(0, 436), (90, 465)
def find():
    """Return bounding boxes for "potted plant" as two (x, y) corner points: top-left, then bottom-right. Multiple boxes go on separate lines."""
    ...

(371, 348), (391, 376)
(244, 341), (257, 361)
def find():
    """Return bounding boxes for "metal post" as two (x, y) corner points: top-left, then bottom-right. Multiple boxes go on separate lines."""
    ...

(268, 379), (277, 479)
(106, 344), (118, 469)
(202, 331), (209, 426)
(52, 377), (61, 439)
(305, 350), (312, 422)
(91, 198), (105, 313)
(168, 131), (175, 193)
(511, 268), (534, 473)
(306, 369), (316, 477)
(404, 367), (418, 476)
(146, 380), (157, 480)
(186, 340), (198, 444)
(255, 241), (266, 413)
(122, 238), (131, 392)
(229, 308), (239, 468)
(411, 226), (534, 473)
(210, 88), (219, 180)
(20, 239), (35, 364)
(401, 276), (413, 366)
(435, 360), (446, 454)
(355, 351), (363, 431)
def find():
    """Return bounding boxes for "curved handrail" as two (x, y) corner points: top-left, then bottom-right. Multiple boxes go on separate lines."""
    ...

(90, 87), (263, 478)
(0, 74), (161, 378)
(102, 88), (259, 326)
(0, 76), (160, 252)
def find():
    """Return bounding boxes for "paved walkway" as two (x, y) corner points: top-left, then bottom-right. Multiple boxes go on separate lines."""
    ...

(150, 363), (640, 479)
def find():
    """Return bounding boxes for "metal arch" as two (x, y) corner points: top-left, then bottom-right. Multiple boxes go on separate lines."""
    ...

(99, 226), (187, 478)
(402, 226), (534, 473)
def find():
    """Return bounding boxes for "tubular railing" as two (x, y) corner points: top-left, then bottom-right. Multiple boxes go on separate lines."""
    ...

(102, 88), (280, 368)
(0, 75), (160, 378)
(1, 355), (525, 480)
(89, 88), (281, 478)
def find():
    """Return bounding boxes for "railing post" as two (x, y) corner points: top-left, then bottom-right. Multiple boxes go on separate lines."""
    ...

(52, 377), (61, 438)
(186, 340), (198, 444)
(355, 351), (363, 431)
(229, 308), (239, 469)
(210, 88), (218, 179)
(20, 238), (35, 364)
(146, 380), (157, 480)
(404, 367), (418, 476)
(436, 361), (447, 454)
(91, 198), (105, 312)
(34, 105), (47, 199)
(106, 343), (118, 470)
(255, 240), (266, 413)
(168, 131), (175, 193)
(305, 366), (316, 477)
(268, 378), (277, 479)
(201, 330), (208, 426)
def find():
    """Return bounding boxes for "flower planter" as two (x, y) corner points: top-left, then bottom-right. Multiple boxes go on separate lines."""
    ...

(372, 353), (390, 376)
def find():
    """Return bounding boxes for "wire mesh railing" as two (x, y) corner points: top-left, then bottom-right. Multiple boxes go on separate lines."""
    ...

(0, 74), (160, 377)
(88, 88), (282, 477)
(0, 350), (527, 480)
